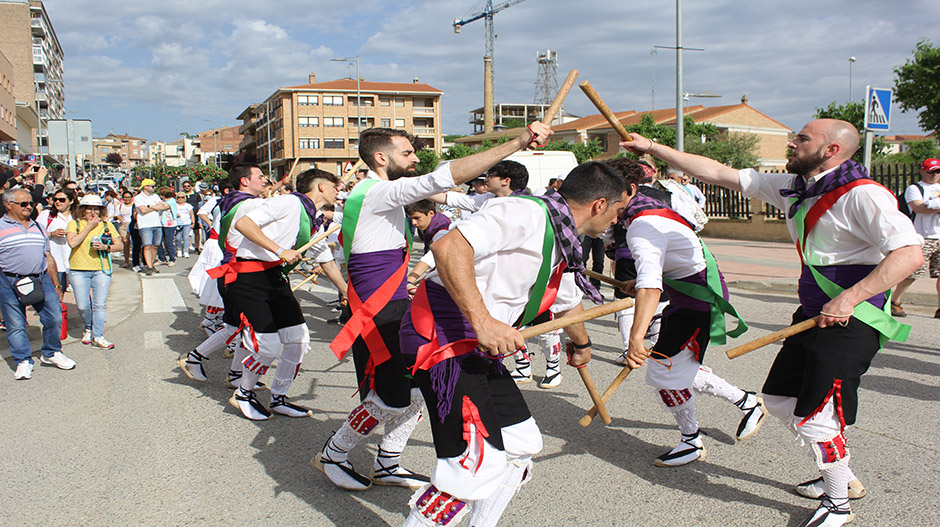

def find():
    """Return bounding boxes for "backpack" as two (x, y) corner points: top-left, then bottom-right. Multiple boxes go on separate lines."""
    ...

(898, 183), (925, 220)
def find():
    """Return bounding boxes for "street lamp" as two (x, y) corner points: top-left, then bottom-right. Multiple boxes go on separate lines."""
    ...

(848, 57), (856, 101)
(650, 48), (657, 110)
(332, 56), (361, 144)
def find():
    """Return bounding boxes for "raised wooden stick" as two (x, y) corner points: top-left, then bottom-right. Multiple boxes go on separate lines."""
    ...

(579, 81), (631, 141)
(584, 270), (629, 290)
(540, 70), (579, 126)
(342, 159), (365, 183)
(725, 317), (818, 359)
(580, 363), (634, 426)
(295, 223), (341, 255)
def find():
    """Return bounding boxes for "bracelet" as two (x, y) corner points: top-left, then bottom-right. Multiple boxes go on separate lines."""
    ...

(571, 339), (592, 350)
(642, 137), (654, 153)
(275, 247), (285, 257)
(819, 311), (851, 318)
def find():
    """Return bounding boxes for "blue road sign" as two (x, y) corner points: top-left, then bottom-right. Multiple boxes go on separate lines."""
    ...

(864, 87), (892, 131)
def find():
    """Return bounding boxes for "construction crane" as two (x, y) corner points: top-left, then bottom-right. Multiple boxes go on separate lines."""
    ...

(453, 0), (527, 133)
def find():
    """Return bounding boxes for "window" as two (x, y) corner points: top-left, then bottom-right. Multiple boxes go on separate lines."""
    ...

(394, 98), (405, 107)
(324, 117), (344, 127)
(349, 96), (374, 107)
(323, 95), (343, 106)
(380, 97), (390, 107)
(394, 118), (405, 128)
(324, 138), (344, 149)
(298, 94), (318, 106)
(298, 116), (319, 127)
(381, 118), (390, 128)
(298, 138), (320, 149)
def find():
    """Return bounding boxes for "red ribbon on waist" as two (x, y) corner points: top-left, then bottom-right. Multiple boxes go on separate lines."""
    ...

(207, 259), (281, 285)
(207, 229), (219, 240)
(329, 250), (409, 380)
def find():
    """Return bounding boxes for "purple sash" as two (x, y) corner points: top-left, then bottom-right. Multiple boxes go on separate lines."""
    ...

(347, 249), (409, 302)
(663, 268), (730, 313)
(798, 264), (886, 317)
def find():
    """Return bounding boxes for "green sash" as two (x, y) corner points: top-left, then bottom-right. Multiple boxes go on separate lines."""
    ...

(515, 196), (556, 328)
(791, 198), (909, 347)
(662, 239), (748, 345)
(217, 202), (243, 252)
(280, 208), (311, 275)
(340, 178), (412, 264)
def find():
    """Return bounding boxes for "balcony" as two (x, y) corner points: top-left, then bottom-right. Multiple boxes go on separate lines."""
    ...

(413, 107), (434, 116)
(413, 127), (435, 137)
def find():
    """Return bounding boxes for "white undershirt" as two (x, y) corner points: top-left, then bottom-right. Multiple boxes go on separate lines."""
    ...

(738, 168), (923, 265)
(427, 198), (581, 324)
(627, 215), (705, 291)
(444, 191), (494, 213)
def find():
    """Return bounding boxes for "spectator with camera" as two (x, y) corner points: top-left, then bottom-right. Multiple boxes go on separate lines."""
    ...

(66, 194), (123, 349)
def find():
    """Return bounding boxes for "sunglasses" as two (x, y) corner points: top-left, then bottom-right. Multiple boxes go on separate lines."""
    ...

(54, 197), (69, 203)
(12, 201), (33, 207)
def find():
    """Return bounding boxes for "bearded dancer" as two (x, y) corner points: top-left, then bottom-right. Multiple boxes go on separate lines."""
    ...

(398, 162), (625, 527)
(622, 120), (923, 527)
(314, 124), (552, 492)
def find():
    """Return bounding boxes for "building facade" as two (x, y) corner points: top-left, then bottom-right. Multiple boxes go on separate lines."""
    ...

(238, 73), (443, 178)
(196, 125), (242, 166)
(93, 133), (148, 171)
(468, 102), (579, 134)
(0, 0), (65, 161)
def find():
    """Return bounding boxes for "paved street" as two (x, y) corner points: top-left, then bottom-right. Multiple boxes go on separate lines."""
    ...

(1, 248), (938, 527)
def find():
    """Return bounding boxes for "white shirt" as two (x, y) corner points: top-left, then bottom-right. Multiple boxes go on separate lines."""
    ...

(905, 181), (940, 239)
(231, 194), (305, 262)
(348, 165), (456, 255)
(198, 196), (220, 231)
(176, 202), (194, 226)
(427, 198), (581, 325)
(627, 215), (705, 291)
(134, 192), (163, 228)
(738, 168), (923, 265)
(685, 183), (707, 207)
(36, 209), (71, 271)
(444, 192), (494, 213)
(307, 218), (334, 264)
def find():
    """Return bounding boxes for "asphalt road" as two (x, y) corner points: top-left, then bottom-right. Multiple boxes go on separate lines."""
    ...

(1, 257), (938, 527)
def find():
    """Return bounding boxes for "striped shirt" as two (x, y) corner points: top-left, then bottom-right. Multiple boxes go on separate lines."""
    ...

(0, 215), (50, 275)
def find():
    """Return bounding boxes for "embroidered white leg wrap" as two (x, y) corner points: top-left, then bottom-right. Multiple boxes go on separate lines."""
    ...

(404, 485), (470, 527)
(230, 344), (249, 373)
(325, 391), (403, 463)
(466, 457), (532, 527)
(657, 388), (698, 435)
(194, 323), (237, 358)
(201, 307), (224, 335)
(535, 329), (562, 362)
(270, 324), (309, 396)
(238, 332), (279, 392)
(690, 365), (746, 404)
(378, 388), (424, 458)
(614, 306), (635, 350)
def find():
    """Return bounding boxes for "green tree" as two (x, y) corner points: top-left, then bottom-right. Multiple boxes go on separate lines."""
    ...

(876, 139), (940, 165)
(535, 138), (605, 163)
(443, 134), (465, 142)
(415, 149), (439, 175)
(441, 142), (477, 160)
(105, 152), (123, 166)
(500, 118), (528, 129)
(686, 133), (759, 169)
(894, 38), (940, 133)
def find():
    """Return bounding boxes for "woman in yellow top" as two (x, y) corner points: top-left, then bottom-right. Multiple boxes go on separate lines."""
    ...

(67, 194), (124, 349)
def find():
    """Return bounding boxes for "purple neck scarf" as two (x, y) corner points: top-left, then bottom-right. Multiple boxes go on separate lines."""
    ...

(290, 192), (323, 230)
(779, 160), (869, 218)
(218, 190), (255, 216)
(510, 188), (532, 196)
(622, 192), (695, 229)
(535, 192), (603, 304)
(422, 213), (451, 254)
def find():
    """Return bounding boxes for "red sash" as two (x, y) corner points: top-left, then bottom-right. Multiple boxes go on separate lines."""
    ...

(410, 263), (566, 374)
(329, 249), (410, 383)
(795, 179), (882, 264)
(207, 259), (281, 285)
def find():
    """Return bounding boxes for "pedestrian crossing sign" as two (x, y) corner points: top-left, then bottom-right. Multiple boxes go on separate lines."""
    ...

(864, 86), (892, 131)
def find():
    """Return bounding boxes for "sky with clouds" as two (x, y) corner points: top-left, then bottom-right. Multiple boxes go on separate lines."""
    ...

(43, 0), (940, 144)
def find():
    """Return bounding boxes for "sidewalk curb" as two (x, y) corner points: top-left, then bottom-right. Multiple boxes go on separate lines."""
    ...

(729, 280), (937, 309)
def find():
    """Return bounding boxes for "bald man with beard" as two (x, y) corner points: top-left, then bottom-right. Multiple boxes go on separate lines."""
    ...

(621, 119), (924, 527)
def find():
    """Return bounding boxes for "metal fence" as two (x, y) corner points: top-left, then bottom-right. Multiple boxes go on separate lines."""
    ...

(695, 163), (921, 219)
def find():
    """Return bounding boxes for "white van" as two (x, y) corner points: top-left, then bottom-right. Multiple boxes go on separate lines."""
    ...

(504, 151), (578, 195)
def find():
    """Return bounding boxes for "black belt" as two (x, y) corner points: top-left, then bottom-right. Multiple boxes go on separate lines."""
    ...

(2, 272), (41, 279)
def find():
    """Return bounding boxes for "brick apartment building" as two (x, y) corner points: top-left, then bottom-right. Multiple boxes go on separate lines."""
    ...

(196, 125), (242, 165)
(238, 73), (443, 178)
(93, 133), (147, 171)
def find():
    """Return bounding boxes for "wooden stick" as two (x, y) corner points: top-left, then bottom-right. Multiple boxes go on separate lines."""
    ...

(291, 271), (320, 292)
(577, 366), (611, 424)
(518, 297), (634, 340)
(342, 159), (365, 183)
(580, 364), (634, 426)
(725, 317), (818, 359)
(295, 223), (341, 255)
(584, 270), (629, 290)
(579, 81), (631, 141)
(540, 70), (579, 126)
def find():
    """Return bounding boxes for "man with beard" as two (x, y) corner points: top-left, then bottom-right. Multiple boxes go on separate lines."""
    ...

(314, 124), (552, 492)
(621, 119), (923, 527)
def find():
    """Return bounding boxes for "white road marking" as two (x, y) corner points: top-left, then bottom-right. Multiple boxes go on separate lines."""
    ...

(142, 278), (188, 313)
(144, 331), (163, 349)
